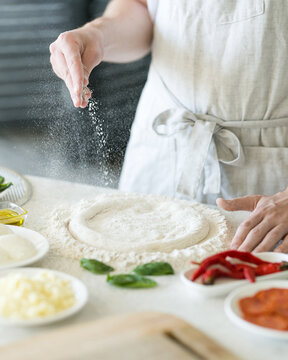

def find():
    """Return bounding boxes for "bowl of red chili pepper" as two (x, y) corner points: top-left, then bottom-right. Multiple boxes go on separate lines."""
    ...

(180, 251), (288, 297)
(225, 280), (288, 339)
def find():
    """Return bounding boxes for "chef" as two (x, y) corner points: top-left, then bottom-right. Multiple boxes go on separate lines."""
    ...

(49, 0), (288, 253)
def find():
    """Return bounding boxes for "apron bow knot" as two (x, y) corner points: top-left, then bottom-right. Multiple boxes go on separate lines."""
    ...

(152, 108), (245, 198)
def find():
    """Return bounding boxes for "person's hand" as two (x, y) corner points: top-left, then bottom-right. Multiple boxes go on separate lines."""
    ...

(49, 25), (104, 108)
(216, 188), (288, 253)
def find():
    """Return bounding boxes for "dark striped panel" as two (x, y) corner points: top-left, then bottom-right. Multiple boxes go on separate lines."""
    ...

(0, 68), (55, 84)
(0, 30), (63, 41)
(0, 0), (90, 123)
(0, 81), (61, 96)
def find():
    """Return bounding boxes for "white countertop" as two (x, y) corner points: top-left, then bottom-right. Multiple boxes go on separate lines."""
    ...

(0, 175), (287, 359)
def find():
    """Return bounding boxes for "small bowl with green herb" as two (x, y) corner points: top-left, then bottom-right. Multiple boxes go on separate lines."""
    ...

(0, 176), (12, 195)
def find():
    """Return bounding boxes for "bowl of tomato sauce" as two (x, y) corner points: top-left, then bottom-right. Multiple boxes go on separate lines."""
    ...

(225, 280), (288, 339)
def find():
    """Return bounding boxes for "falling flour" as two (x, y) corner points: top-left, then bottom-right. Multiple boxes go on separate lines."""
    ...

(88, 98), (111, 187)
(40, 193), (232, 271)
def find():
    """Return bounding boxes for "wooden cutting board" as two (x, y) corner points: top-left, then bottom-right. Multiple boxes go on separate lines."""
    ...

(0, 312), (239, 360)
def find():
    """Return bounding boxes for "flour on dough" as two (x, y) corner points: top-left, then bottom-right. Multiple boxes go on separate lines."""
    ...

(69, 195), (209, 253)
(41, 193), (231, 271)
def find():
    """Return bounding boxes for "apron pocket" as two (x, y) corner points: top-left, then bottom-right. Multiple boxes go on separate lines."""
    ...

(221, 146), (288, 198)
(217, 0), (265, 25)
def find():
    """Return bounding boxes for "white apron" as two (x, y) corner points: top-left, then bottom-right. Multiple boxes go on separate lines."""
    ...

(119, 0), (288, 204)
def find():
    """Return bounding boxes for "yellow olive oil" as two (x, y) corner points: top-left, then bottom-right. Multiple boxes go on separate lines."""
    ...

(0, 209), (25, 226)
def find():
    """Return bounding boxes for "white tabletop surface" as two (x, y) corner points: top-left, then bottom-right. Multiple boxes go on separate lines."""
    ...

(0, 175), (288, 359)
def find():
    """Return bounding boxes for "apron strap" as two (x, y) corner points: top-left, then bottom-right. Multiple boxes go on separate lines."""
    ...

(152, 108), (245, 198)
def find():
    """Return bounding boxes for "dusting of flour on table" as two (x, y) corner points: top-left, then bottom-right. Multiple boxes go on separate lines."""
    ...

(41, 193), (232, 271)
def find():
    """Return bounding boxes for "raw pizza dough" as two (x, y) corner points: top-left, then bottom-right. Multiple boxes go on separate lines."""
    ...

(69, 195), (209, 253)
(42, 193), (231, 270)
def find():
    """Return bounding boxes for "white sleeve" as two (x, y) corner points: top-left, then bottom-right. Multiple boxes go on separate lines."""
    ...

(147, 0), (159, 21)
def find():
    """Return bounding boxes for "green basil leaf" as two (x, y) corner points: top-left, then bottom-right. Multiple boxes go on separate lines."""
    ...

(106, 274), (157, 288)
(0, 176), (4, 185)
(80, 258), (114, 274)
(133, 262), (174, 276)
(0, 182), (12, 193)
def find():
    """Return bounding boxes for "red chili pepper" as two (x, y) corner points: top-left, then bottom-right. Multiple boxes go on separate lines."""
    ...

(200, 261), (288, 285)
(202, 269), (226, 285)
(243, 266), (256, 283)
(191, 257), (237, 281)
(202, 268), (244, 285)
(255, 263), (280, 276)
(221, 250), (270, 265)
(234, 263), (256, 271)
(195, 250), (269, 267)
(233, 263), (256, 282)
(191, 251), (288, 285)
(191, 261), (200, 265)
(191, 250), (269, 282)
(255, 261), (288, 276)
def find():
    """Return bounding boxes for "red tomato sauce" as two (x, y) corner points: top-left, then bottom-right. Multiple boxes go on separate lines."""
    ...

(239, 288), (288, 331)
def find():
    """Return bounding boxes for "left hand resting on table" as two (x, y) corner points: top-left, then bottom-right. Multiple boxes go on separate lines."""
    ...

(216, 188), (288, 253)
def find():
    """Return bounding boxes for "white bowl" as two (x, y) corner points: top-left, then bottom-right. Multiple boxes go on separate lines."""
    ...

(225, 280), (288, 339)
(180, 252), (288, 298)
(0, 267), (88, 327)
(0, 225), (50, 270)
